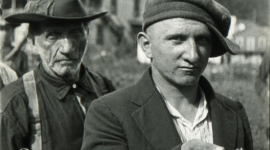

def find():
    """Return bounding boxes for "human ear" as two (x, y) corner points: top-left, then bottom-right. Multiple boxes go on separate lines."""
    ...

(82, 22), (89, 36)
(137, 32), (152, 59)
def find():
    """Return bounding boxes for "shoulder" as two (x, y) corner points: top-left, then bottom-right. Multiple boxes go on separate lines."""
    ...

(0, 77), (26, 113)
(98, 85), (135, 103)
(90, 85), (137, 114)
(0, 62), (18, 84)
(214, 93), (245, 113)
(88, 70), (108, 84)
(86, 69), (116, 92)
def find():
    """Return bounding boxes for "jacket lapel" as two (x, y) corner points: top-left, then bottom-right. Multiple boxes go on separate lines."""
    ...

(200, 77), (238, 149)
(131, 68), (181, 150)
(131, 69), (238, 150)
(210, 98), (238, 149)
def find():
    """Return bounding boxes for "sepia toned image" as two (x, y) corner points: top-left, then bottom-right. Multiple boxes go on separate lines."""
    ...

(0, 0), (269, 150)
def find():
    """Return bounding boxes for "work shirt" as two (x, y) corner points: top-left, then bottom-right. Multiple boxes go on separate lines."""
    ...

(164, 87), (213, 143)
(0, 64), (115, 150)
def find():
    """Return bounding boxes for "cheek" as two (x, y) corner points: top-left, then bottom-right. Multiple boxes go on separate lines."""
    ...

(35, 40), (54, 64)
(199, 46), (212, 59)
(151, 44), (174, 70)
(152, 43), (177, 63)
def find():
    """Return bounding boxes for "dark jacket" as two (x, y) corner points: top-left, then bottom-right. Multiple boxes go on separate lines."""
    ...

(0, 64), (115, 150)
(82, 67), (253, 150)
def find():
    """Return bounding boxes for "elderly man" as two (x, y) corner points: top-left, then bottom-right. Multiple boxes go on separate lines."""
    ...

(81, 0), (253, 150)
(0, 0), (115, 150)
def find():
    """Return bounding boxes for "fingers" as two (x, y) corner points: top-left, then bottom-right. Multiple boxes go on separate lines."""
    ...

(181, 139), (225, 150)
(215, 146), (225, 150)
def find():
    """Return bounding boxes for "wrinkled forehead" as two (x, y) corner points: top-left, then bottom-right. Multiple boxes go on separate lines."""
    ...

(40, 22), (85, 31)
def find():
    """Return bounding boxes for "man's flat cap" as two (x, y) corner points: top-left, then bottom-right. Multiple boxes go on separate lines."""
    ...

(5, 0), (107, 24)
(143, 0), (240, 57)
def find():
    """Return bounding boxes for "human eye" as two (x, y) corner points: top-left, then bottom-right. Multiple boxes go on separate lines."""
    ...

(70, 29), (85, 37)
(168, 35), (187, 44)
(46, 32), (60, 41)
(196, 36), (212, 45)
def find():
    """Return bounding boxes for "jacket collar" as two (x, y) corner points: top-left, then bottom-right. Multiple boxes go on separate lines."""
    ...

(131, 67), (238, 150)
(35, 64), (96, 100)
(199, 76), (238, 149)
(131, 67), (181, 150)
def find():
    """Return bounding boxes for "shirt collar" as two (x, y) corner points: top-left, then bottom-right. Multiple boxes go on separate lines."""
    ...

(36, 64), (96, 100)
(164, 86), (209, 130)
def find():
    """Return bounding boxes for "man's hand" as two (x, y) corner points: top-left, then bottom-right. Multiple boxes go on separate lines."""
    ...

(181, 139), (225, 150)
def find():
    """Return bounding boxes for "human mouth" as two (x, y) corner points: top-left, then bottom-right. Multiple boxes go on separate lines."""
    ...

(179, 66), (199, 71)
(56, 59), (78, 64)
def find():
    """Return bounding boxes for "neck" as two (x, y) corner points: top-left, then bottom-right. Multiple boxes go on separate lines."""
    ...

(62, 70), (81, 83)
(152, 67), (200, 108)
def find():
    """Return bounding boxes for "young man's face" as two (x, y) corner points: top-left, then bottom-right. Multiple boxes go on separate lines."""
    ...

(146, 18), (213, 86)
(32, 22), (88, 78)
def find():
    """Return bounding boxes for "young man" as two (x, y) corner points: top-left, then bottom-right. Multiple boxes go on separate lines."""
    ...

(0, 0), (115, 150)
(82, 0), (253, 150)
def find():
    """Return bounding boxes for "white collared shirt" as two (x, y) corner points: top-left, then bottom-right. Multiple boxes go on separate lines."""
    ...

(164, 88), (213, 143)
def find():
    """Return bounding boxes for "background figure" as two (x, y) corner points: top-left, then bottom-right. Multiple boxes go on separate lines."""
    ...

(0, 9), (28, 77)
(0, 61), (17, 90)
(0, 0), (114, 150)
(0, 8), (18, 90)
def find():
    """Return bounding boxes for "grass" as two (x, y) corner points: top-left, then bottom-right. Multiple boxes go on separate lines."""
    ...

(84, 53), (269, 150)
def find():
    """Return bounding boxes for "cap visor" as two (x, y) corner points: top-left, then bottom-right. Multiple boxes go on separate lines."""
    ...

(207, 23), (240, 57)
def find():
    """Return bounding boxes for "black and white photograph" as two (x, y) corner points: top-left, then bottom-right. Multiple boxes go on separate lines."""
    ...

(0, 0), (269, 150)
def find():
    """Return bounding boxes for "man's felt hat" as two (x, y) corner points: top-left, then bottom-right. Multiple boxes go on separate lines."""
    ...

(4, 0), (107, 23)
(143, 0), (240, 57)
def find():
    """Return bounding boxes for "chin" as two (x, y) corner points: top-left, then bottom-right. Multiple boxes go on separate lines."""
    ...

(169, 76), (200, 87)
(52, 65), (79, 77)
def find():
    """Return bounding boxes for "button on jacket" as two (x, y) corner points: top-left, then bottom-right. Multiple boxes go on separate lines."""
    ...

(0, 64), (115, 150)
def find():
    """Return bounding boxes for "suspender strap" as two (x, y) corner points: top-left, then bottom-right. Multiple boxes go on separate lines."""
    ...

(23, 71), (42, 150)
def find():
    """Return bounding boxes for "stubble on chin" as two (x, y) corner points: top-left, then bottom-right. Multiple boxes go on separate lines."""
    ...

(52, 62), (81, 81)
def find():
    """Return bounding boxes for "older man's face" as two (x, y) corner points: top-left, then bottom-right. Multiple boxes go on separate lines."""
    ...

(147, 18), (213, 86)
(32, 22), (88, 78)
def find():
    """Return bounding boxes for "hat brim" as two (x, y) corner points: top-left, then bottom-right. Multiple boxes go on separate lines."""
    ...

(207, 23), (240, 57)
(5, 12), (107, 23)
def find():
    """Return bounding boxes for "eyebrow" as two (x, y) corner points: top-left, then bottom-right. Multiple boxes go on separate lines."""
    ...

(165, 33), (187, 40)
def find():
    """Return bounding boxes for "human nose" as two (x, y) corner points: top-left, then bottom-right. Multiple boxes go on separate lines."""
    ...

(182, 38), (199, 62)
(58, 38), (75, 54)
